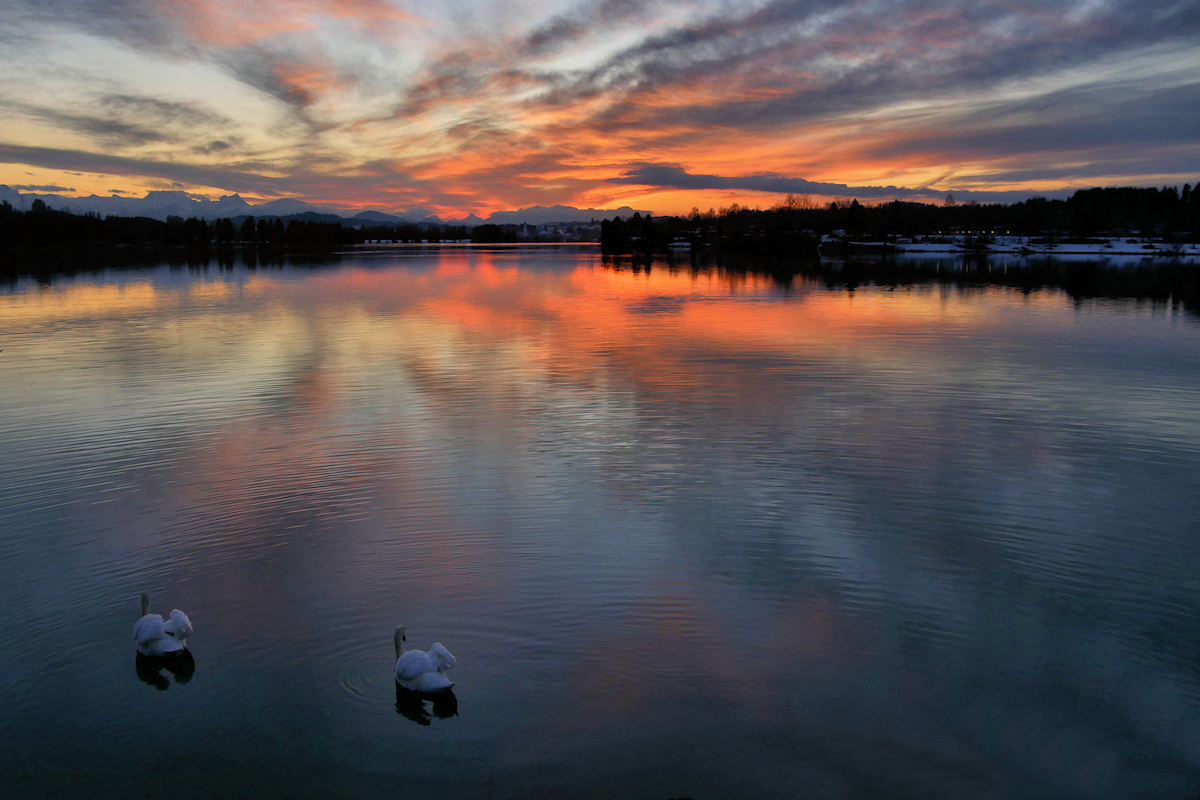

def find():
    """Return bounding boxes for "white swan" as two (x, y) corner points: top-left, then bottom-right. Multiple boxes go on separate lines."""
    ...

(133, 591), (193, 656)
(394, 626), (456, 693)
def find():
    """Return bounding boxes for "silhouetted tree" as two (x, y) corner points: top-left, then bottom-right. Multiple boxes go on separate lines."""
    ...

(470, 224), (517, 243)
(844, 199), (865, 238)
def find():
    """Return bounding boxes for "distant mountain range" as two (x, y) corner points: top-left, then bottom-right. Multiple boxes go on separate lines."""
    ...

(0, 186), (649, 227)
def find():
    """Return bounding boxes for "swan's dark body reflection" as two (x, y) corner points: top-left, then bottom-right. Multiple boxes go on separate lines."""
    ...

(135, 650), (196, 691)
(395, 682), (457, 725)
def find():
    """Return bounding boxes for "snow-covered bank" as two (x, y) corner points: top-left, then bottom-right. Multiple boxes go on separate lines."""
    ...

(829, 235), (1200, 262)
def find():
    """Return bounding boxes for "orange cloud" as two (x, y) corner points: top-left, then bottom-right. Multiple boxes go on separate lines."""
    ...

(169, 0), (419, 48)
(271, 58), (358, 106)
(6, 0), (1195, 215)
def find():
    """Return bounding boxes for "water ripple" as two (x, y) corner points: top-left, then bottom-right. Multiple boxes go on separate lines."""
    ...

(2, 255), (1199, 798)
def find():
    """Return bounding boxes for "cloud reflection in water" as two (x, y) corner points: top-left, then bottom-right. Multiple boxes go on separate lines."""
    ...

(1, 249), (1199, 798)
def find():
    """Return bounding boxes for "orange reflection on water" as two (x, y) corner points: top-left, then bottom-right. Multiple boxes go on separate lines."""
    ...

(387, 260), (1065, 405)
(0, 278), (259, 328)
(0, 259), (1075, 414)
(0, 282), (166, 326)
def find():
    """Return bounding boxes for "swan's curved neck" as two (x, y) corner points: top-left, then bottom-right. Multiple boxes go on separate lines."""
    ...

(140, 592), (150, 616)
(394, 627), (406, 658)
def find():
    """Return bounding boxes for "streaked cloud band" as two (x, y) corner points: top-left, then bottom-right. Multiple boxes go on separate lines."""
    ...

(0, 0), (1196, 215)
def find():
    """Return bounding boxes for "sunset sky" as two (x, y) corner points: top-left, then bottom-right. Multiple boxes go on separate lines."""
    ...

(1, 0), (1197, 217)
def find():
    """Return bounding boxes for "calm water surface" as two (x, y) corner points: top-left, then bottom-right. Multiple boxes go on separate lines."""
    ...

(2, 248), (1200, 799)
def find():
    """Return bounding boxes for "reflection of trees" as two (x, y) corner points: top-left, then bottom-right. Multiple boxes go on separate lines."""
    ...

(814, 255), (1200, 315)
(602, 254), (1200, 316)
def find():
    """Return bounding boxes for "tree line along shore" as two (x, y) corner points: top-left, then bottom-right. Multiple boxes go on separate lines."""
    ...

(0, 200), (598, 251)
(0, 200), (470, 249)
(2, 184), (1198, 261)
(600, 185), (1200, 255)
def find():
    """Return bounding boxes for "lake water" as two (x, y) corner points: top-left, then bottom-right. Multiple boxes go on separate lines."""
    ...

(2, 247), (1200, 799)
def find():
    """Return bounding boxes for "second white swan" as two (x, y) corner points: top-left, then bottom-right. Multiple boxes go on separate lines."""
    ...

(394, 626), (456, 693)
(133, 591), (193, 656)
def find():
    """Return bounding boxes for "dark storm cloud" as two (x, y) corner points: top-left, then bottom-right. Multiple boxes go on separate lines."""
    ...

(524, 0), (670, 55)
(1, 93), (234, 150)
(617, 163), (922, 198)
(1, 100), (175, 146)
(0, 142), (456, 210)
(2, 0), (175, 49)
(525, 16), (590, 56)
(869, 81), (1200, 161)
(191, 138), (243, 155)
(559, 0), (1200, 134)
(615, 163), (1078, 203)
(0, 143), (292, 195)
(956, 158), (1200, 186)
(99, 94), (232, 130)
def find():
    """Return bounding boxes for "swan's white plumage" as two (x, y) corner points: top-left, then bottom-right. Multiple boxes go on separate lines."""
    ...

(394, 630), (456, 693)
(134, 594), (192, 656)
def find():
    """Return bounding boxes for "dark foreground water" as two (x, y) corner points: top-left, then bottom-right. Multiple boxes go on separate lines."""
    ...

(2, 247), (1200, 799)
